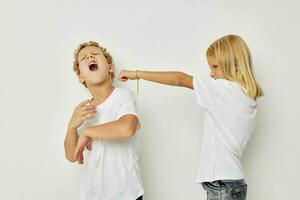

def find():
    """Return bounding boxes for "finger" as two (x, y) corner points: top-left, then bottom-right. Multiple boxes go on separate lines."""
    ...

(74, 144), (83, 161)
(81, 104), (96, 110)
(78, 150), (84, 164)
(81, 114), (96, 121)
(86, 140), (92, 151)
(76, 148), (83, 164)
(74, 147), (79, 161)
(81, 106), (97, 112)
(80, 105), (96, 112)
(77, 100), (92, 108)
(80, 148), (84, 164)
(81, 109), (97, 116)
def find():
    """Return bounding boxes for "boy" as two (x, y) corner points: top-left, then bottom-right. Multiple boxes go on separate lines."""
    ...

(64, 41), (144, 200)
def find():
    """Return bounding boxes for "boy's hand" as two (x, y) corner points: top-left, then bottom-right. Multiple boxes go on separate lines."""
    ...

(118, 70), (137, 82)
(86, 139), (92, 151)
(74, 133), (91, 164)
(68, 100), (97, 130)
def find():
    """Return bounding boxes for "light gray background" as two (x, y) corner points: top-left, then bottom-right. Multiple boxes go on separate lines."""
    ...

(0, 0), (299, 199)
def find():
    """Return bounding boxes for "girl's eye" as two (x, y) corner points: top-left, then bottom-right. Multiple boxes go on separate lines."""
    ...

(212, 65), (219, 69)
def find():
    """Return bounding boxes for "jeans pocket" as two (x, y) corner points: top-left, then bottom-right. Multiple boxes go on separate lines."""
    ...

(204, 181), (221, 191)
(232, 184), (247, 200)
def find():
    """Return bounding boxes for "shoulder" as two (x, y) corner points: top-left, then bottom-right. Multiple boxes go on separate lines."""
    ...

(193, 76), (230, 91)
(115, 87), (136, 102)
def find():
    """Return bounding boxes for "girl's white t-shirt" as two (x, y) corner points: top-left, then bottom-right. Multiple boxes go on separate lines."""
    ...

(77, 87), (144, 200)
(193, 77), (257, 183)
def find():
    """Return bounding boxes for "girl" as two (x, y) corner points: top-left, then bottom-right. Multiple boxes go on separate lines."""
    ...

(118, 35), (263, 200)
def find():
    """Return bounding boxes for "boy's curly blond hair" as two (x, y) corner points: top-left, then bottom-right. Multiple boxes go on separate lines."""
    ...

(73, 41), (115, 87)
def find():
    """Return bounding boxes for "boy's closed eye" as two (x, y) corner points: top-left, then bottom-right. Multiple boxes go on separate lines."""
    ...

(79, 55), (87, 61)
(80, 52), (100, 62)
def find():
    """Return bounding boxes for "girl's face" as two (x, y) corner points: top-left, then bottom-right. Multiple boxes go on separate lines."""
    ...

(207, 56), (225, 80)
(77, 46), (114, 86)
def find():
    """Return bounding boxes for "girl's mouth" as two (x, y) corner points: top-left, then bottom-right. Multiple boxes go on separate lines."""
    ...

(88, 63), (98, 71)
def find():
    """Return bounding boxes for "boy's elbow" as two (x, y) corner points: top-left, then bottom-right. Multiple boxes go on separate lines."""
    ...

(121, 122), (137, 138)
(66, 157), (76, 163)
(65, 153), (76, 163)
(124, 127), (136, 138)
(119, 115), (138, 138)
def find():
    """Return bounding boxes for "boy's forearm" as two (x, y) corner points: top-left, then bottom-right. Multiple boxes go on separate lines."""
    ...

(137, 71), (188, 87)
(83, 118), (137, 140)
(64, 127), (78, 162)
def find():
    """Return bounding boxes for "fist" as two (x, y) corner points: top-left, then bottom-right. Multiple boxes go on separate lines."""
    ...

(118, 70), (137, 82)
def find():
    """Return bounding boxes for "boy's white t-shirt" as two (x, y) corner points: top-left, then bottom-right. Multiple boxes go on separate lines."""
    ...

(77, 87), (144, 200)
(193, 77), (257, 183)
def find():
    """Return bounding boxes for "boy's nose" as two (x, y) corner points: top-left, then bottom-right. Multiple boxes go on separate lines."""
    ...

(87, 54), (94, 59)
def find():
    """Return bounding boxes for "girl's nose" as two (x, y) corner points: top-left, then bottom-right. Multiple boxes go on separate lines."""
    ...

(210, 72), (215, 78)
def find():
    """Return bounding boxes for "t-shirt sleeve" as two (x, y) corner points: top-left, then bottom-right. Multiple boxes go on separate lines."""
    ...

(116, 89), (141, 130)
(192, 76), (225, 110)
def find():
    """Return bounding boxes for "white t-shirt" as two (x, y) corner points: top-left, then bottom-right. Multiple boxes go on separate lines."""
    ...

(193, 77), (257, 183)
(77, 87), (144, 200)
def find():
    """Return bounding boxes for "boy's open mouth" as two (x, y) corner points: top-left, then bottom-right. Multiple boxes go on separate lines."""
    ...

(88, 62), (98, 71)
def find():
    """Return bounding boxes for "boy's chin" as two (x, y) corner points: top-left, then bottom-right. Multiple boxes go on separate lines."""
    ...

(86, 78), (112, 86)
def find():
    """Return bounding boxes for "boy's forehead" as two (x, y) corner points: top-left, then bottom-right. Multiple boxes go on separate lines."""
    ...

(78, 46), (102, 57)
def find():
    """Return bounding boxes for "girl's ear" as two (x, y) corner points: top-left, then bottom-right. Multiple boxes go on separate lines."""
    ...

(234, 59), (239, 72)
(235, 66), (239, 73)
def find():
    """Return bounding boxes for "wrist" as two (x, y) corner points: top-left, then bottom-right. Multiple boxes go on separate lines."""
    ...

(82, 127), (91, 137)
(135, 70), (140, 80)
(67, 124), (77, 131)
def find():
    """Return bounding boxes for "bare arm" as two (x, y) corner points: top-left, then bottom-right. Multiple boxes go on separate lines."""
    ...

(119, 70), (194, 89)
(64, 100), (97, 163)
(64, 127), (79, 162)
(83, 115), (139, 140)
(73, 115), (139, 162)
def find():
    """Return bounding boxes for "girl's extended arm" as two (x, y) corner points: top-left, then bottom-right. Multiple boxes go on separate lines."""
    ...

(119, 70), (194, 89)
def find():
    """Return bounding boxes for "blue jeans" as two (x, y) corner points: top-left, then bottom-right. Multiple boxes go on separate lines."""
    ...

(202, 179), (247, 200)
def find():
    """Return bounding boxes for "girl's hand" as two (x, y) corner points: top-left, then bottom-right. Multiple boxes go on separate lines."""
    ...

(68, 100), (97, 130)
(74, 133), (91, 164)
(118, 70), (137, 82)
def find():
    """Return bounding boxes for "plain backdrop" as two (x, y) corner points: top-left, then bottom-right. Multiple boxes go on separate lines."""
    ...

(0, 0), (299, 199)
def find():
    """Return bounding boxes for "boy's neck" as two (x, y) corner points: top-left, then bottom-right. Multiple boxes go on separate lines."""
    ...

(88, 80), (115, 106)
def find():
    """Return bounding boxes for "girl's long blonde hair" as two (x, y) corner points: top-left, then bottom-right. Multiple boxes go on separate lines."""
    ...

(206, 34), (264, 100)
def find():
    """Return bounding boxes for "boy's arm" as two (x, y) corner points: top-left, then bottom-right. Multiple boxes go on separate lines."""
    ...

(82, 114), (138, 140)
(64, 100), (97, 163)
(73, 115), (138, 162)
(119, 70), (194, 89)
(64, 127), (79, 162)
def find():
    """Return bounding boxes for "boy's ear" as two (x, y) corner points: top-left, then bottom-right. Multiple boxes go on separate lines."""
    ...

(78, 75), (85, 83)
(109, 63), (115, 73)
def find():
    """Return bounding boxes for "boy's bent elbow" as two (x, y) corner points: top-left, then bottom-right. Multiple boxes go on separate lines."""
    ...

(124, 129), (136, 138)
(66, 156), (76, 163)
(119, 115), (138, 138)
(65, 152), (76, 163)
